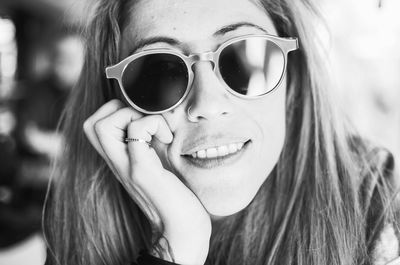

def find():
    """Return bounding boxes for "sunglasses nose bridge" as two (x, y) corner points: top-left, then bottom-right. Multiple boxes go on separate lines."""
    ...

(189, 52), (216, 71)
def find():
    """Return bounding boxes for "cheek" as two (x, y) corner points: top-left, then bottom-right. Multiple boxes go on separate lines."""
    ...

(245, 81), (286, 185)
(253, 81), (287, 153)
(153, 82), (287, 217)
(199, 85), (286, 216)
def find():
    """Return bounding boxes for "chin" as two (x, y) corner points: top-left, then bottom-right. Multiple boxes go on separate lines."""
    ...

(196, 185), (260, 217)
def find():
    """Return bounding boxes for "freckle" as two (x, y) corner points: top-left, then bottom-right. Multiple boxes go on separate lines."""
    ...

(173, 27), (177, 31)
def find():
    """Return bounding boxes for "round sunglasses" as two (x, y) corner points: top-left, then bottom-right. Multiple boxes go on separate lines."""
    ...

(105, 34), (299, 114)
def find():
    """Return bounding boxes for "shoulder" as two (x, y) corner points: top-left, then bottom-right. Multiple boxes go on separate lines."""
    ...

(354, 141), (400, 264)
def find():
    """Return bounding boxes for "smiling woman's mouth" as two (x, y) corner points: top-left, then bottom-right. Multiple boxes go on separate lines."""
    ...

(182, 140), (252, 169)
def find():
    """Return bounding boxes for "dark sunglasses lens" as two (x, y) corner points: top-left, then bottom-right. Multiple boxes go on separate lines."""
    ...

(219, 38), (285, 96)
(122, 53), (188, 112)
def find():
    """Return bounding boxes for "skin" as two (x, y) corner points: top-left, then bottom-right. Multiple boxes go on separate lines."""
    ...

(122, 0), (286, 216)
(84, 0), (286, 264)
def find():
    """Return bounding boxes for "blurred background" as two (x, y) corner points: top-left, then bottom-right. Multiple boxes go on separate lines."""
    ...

(0, 0), (399, 264)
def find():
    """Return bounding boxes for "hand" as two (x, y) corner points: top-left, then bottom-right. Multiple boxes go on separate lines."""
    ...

(83, 99), (211, 265)
(386, 257), (400, 265)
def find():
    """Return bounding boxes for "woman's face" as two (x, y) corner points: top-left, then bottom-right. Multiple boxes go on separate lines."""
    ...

(122, 0), (286, 217)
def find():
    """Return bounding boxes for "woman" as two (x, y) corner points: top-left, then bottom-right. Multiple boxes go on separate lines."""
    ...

(43, 0), (400, 264)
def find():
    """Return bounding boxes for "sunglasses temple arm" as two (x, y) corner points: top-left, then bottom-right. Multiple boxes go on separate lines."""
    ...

(105, 66), (118, 79)
(285, 38), (299, 52)
(277, 38), (299, 53)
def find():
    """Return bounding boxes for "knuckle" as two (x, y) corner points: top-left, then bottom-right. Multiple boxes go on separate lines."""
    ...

(120, 107), (133, 116)
(140, 115), (159, 129)
(94, 120), (107, 134)
(108, 98), (123, 107)
(153, 114), (164, 123)
(155, 115), (167, 128)
(127, 119), (140, 131)
(82, 119), (92, 133)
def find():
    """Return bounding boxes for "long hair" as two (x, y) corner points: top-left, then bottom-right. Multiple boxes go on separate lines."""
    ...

(43, 0), (398, 264)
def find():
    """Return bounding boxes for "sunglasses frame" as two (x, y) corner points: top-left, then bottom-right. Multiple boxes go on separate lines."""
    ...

(105, 34), (299, 114)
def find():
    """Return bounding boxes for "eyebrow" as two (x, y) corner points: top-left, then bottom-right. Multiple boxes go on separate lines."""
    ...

(129, 36), (181, 55)
(129, 22), (268, 55)
(213, 22), (269, 36)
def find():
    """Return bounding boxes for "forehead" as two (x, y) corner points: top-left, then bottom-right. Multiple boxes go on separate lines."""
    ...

(122, 0), (277, 51)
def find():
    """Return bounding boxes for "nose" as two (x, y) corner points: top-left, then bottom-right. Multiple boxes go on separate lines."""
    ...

(186, 61), (233, 122)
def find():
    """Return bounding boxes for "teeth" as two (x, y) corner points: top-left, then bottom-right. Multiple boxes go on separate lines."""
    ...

(197, 150), (207, 159)
(237, 142), (244, 149)
(206, 147), (218, 158)
(190, 142), (246, 159)
(217, 145), (229, 156)
(228, 143), (237, 153)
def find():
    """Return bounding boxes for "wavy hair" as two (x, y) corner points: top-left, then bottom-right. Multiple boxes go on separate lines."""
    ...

(43, 0), (399, 264)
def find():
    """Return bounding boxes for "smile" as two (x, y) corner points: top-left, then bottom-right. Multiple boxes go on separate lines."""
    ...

(190, 142), (245, 159)
(182, 140), (251, 169)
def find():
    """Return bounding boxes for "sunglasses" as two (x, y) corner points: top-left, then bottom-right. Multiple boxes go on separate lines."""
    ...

(105, 34), (299, 114)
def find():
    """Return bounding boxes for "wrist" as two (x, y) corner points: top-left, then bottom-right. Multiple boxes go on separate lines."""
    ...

(152, 234), (210, 265)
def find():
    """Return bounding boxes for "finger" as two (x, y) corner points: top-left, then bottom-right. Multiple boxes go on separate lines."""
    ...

(128, 115), (173, 143)
(94, 107), (144, 177)
(125, 115), (185, 223)
(386, 257), (400, 265)
(88, 99), (125, 122)
(83, 99), (125, 157)
(83, 102), (165, 226)
(99, 113), (174, 226)
(94, 110), (187, 228)
(126, 117), (203, 225)
(85, 100), (140, 178)
(127, 115), (173, 164)
(95, 106), (144, 145)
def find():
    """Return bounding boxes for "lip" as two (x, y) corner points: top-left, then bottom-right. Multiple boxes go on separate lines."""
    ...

(181, 134), (251, 155)
(181, 140), (251, 169)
